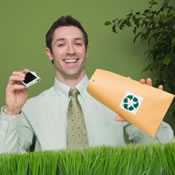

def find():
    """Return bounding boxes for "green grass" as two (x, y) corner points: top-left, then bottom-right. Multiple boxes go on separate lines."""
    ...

(0, 143), (175, 175)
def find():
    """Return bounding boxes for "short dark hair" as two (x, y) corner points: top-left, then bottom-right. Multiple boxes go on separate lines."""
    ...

(45, 15), (88, 51)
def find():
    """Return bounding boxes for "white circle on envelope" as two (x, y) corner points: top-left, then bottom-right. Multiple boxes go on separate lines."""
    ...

(120, 92), (143, 114)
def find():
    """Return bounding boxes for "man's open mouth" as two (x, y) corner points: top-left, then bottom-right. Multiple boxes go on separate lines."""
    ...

(63, 58), (79, 63)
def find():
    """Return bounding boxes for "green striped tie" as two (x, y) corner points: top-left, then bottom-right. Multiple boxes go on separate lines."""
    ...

(67, 88), (89, 149)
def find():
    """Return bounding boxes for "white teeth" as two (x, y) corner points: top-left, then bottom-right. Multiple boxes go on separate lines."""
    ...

(64, 59), (78, 63)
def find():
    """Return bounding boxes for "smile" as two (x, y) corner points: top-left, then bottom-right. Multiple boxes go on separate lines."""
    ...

(63, 58), (79, 63)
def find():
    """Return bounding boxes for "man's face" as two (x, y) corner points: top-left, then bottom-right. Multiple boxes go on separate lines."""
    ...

(47, 26), (87, 79)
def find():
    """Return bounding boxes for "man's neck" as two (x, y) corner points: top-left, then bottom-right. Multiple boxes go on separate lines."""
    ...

(56, 72), (86, 87)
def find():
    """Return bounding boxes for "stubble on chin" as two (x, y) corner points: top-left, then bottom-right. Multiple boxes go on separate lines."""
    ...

(55, 66), (85, 81)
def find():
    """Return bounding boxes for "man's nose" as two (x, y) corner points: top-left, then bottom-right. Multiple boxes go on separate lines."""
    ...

(67, 43), (75, 54)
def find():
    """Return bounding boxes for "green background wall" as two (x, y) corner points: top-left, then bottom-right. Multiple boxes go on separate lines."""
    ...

(0, 0), (149, 105)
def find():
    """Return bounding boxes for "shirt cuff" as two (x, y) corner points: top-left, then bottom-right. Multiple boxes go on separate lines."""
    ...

(1, 106), (23, 120)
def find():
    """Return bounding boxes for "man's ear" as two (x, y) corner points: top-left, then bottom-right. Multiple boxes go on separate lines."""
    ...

(45, 48), (54, 63)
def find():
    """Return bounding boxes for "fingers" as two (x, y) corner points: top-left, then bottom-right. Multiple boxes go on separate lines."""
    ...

(158, 84), (164, 90)
(9, 75), (25, 83)
(146, 78), (152, 86)
(8, 70), (28, 84)
(9, 84), (27, 90)
(11, 70), (27, 78)
(11, 69), (29, 77)
(7, 69), (29, 90)
(116, 115), (126, 122)
(139, 78), (145, 84)
(139, 78), (152, 86)
(139, 77), (164, 90)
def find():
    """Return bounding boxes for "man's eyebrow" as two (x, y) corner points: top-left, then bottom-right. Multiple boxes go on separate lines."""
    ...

(53, 37), (84, 44)
(54, 38), (65, 43)
(74, 37), (84, 41)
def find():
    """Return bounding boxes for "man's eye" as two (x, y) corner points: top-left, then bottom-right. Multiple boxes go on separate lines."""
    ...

(57, 43), (64, 47)
(75, 43), (83, 46)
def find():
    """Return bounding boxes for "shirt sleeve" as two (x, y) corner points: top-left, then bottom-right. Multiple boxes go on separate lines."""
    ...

(0, 106), (34, 153)
(123, 121), (174, 144)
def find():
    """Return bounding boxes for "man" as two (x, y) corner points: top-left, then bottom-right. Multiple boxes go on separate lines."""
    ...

(0, 16), (173, 153)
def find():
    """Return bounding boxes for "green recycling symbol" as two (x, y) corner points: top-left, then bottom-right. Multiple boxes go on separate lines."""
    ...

(122, 94), (139, 112)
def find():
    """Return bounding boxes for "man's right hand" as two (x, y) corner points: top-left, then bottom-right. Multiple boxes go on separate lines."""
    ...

(5, 70), (28, 115)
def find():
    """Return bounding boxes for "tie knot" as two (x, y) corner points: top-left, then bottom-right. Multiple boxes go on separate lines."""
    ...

(69, 88), (80, 97)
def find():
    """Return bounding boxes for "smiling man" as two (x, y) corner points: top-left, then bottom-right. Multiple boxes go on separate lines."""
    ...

(0, 16), (174, 152)
(46, 25), (87, 86)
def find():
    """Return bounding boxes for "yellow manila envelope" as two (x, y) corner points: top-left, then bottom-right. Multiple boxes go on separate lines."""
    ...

(87, 69), (174, 137)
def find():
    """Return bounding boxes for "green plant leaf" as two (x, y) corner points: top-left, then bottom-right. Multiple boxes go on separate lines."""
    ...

(162, 55), (171, 65)
(112, 25), (117, 33)
(133, 32), (142, 43)
(104, 21), (112, 26)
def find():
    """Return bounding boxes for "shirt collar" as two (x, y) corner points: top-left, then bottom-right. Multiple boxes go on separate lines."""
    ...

(54, 75), (89, 97)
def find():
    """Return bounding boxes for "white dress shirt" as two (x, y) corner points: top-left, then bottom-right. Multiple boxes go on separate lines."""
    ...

(0, 75), (174, 153)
